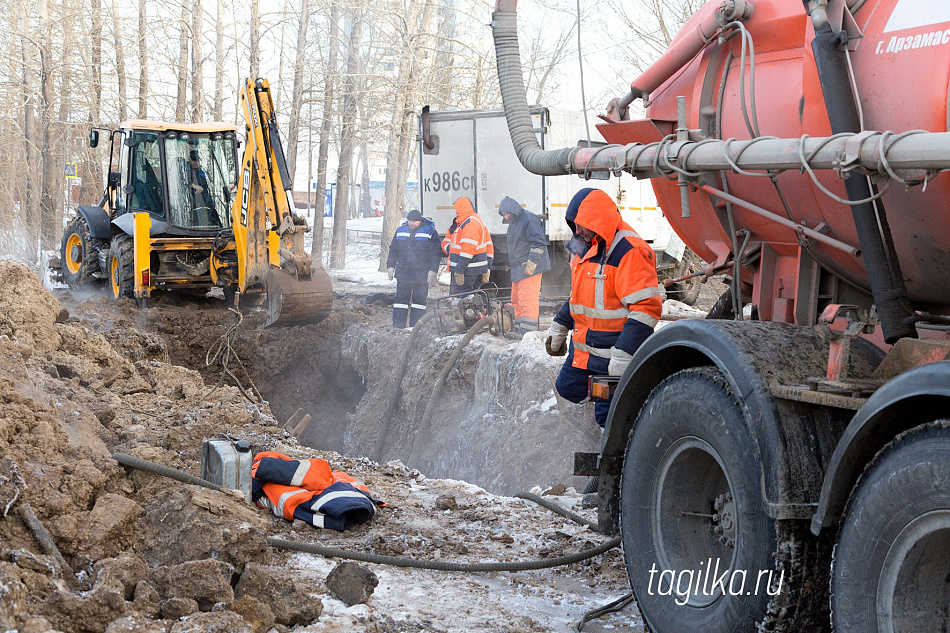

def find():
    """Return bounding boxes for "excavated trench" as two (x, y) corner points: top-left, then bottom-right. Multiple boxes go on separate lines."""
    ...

(107, 289), (603, 496)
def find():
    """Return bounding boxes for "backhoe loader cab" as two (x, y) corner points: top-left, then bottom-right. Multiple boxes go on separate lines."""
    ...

(60, 80), (332, 328)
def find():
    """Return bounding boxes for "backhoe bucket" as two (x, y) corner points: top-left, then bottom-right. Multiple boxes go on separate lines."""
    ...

(264, 267), (333, 328)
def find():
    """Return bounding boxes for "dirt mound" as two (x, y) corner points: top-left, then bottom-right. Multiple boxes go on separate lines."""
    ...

(0, 267), (635, 632)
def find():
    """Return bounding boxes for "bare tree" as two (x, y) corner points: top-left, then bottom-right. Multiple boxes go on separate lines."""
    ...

(249, 0), (259, 78)
(379, 0), (436, 270)
(309, 0), (339, 267)
(213, 0), (225, 118)
(111, 0), (129, 122)
(285, 0), (310, 180)
(601, 0), (702, 72)
(137, 0), (149, 118)
(328, 6), (364, 269)
(176, 0), (189, 120)
(191, 0), (205, 120)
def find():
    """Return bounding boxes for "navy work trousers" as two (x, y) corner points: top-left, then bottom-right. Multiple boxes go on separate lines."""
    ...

(393, 277), (429, 327)
(555, 362), (611, 428)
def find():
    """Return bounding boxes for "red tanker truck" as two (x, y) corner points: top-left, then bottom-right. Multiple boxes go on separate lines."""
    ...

(493, 0), (950, 631)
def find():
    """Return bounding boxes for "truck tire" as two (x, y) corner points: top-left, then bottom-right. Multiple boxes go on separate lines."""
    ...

(108, 235), (135, 299)
(621, 367), (793, 632)
(60, 215), (105, 285)
(705, 288), (736, 320)
(831, 421), (950, 633)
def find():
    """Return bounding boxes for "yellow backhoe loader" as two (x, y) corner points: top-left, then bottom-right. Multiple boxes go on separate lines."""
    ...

(59, 77), (331, 327)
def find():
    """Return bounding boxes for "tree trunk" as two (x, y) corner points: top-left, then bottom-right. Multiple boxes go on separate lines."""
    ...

(329, 8), (363, 269)
(191, 0), (204, 121)
(379, 0), (435, 270)
(249, 0), (260, 79)
(112, 0), (128, 122)
(82, 0), (103, 206)
(137, 0), (147, 118)
(276, 0), (290, 110)
(176, 0), (189, 121)
(20, 6), (40, 257)
(213, 0), (224, 119)
(309, 0), (339, 266)
(285, 0), (310, 181)
(38, 0), (57, 253)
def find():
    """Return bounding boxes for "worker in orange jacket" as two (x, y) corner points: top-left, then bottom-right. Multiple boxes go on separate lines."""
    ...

(442, 197), (494, 295)
(545, 188), (662, 429)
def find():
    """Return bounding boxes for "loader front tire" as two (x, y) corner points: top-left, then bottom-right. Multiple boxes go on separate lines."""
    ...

(108, 235), (135, 299)
(831, 421), (950, 633)
(61, 215), (105, 286)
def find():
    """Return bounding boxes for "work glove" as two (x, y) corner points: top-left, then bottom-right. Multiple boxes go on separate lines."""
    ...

(544, 322), (569, 357)
(524, 260), (537, 276)
(387, 267), (395, 281)
(608, 347), (634, 377)
(454, 272), (466, 286)
(481, 271), (491, 284)
(428, 271), (438, 286)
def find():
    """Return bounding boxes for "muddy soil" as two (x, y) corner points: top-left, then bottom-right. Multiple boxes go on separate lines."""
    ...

(1, 262), (638, 633)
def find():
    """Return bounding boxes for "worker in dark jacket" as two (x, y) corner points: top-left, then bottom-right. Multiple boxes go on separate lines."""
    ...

(498, 196), (551, 334)
(387, 209), (442, 328)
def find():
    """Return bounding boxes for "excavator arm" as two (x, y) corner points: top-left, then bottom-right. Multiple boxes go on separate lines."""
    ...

(232, 78), (333, 327)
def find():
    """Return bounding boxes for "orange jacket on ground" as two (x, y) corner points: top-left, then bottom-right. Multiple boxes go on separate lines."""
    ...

(553, 188), (661, 372)
(251, 451), (382, 531)
(441, 197), (494, 275)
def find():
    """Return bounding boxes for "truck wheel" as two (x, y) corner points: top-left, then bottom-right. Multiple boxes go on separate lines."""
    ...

(621, 367), (791, 632)
(60, 215), (104, 285)
(705, 288), (736, 320)
(108, 235), (135, 299)
(664, 250), (702, 306)
(831, 421), (950, 633)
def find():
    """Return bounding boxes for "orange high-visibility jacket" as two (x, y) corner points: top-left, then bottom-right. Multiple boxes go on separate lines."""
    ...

(441, 197), (494, 275)
(553, 188), (662, 372)
(251, 451), (381, 531)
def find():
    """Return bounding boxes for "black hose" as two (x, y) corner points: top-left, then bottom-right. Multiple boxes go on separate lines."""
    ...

(407, 315), (494, 465)
(267, 535), (620, 572)
(374, 311), (437, 462)
(514, 492), (602, 533)
(112, 452), (230, 493)
(575, 592), (635, 632)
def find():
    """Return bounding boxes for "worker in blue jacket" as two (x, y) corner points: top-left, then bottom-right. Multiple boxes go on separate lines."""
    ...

(386, 209), (442, 328)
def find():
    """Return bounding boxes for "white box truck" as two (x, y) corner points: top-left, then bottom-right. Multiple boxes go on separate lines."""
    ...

(418, 106), (701, 302)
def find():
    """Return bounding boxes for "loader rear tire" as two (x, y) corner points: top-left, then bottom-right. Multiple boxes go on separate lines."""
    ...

(831, 421), (950, 633)
(664, 249), (703, 306)
(108, 235), (135, 299)
(621, 367), (791, 632)
(61, 215), (105, 286)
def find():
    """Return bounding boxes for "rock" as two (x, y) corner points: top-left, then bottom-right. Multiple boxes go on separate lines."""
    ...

(17, 614), (64, 633)
(434, 494), (457, 510)
(168, 611), (254, 633)
(8, 548), (57, 575)
(160, 597), (199, 619)
(104, 615), (169, 633)
(139, 489), (267, 567)
(43, 585), (127, 633)
(229, 595), (276, 633)
(151, 559), (234, 611)
(51, 493), (144, 560)
(234, 562), (322, 627)
(132, 581), (161, 618)
(543, 483), (567, 496)
(0, 562), (29, 629)
(325, 562), (378, 606)
(94, 555), (148, 600)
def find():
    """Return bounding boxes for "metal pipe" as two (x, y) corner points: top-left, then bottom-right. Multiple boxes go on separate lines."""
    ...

(700, 185), (861, 256)
(808, 10), (916, 343)
(569, 132), (950, 176)
(628, 2), (752, 101)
